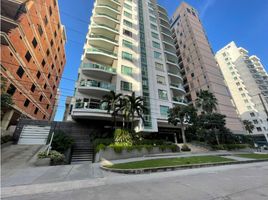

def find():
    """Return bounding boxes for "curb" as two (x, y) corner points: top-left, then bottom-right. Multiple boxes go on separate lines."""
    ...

(100, 159), (268, 174)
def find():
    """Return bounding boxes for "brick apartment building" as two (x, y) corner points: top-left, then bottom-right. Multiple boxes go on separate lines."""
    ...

(1, 0), (66, 130)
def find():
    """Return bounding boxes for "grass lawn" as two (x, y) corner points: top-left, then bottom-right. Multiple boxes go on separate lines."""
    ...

(105, 156), (234, 170)
(236, 153), (268, 160)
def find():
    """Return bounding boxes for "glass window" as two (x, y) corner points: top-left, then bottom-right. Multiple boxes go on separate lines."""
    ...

(123, 29), (132, 38)
(123, 19), (132, 28)
(124, 11), (132, 18)
(151, 32), (159, 39)
(121, 81), (132, 91)
(16, 66), (24, 78)
(155, 62), (164, 71)
(154, 51), (162, 60)
(152, 41), (160, 49)
(123, 40), (133, 49)
(157, 75), (166, 85)
(150, 23), (157, 31)
(124, 3), (132, 10)
(160, 105), (169, 117)
(122, 51), (133, 61)
(158, 89), (168, 100)
(121, 65), (132, 76)
(24, 99), (30, 107)
(150, 16), (157, 23)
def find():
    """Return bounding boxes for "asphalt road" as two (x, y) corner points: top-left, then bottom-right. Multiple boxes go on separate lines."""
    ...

(2, 162), (268, 200)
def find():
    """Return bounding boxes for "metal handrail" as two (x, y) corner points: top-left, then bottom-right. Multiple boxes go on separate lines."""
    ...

(46, 131), (55, 156)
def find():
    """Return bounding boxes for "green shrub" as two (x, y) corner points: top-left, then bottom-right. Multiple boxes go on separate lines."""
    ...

(159, 145), (167, 152)
(1, 135), (12, 144)
(181, 144), (191, 151)
(96, 144), (106, 152)
(114, 129), (132, 146)
(49, 131), (74, 153)
(170, 144), (179, 152)
(211, 145), (225, 150)
(37, 151), (48, 159)
(49, 150), (65, 165)
(93, 138), (113, 148)
(145, 145), (153, 152)
(212, 144), (249, 150)
(110, 144), (124, 154)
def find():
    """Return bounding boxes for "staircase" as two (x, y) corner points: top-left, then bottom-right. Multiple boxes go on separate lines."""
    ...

(71, 134), (94, 164)
(18, 125), (51, 145)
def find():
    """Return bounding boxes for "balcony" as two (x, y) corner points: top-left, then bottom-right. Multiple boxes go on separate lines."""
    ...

(81, 62), (116, 79)
(91, 23), (119, 37)
(97, 0), (121, 10)
(170, 83), (185, 95)
(93, 13), (119, 29)
(95, 4), (119, 20)
(172, 97), (188, 105)
(168, 70), (183, 81)
(78, 79), (115, 96)
(85, 47), (117, 65)
(88, 34), (118, 50)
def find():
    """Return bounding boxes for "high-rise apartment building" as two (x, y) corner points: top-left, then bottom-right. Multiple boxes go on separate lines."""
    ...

(1, 0), (66, 130)
(170, 2), (244, 134)
(216, 41), (268, 142)
(68, 0), (185, 133)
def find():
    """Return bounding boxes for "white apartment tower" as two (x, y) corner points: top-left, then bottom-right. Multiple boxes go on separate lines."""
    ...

(170, 2), (245, 134)
(68, 0), (186, 132)
(216, 41), (268, 142)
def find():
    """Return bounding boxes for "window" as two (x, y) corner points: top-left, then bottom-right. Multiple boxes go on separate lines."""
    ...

(150, 16), (157, 23)
(49, 6), (52, 16)
(150, 23), (157, 31)
(46, 104), (49, 109)
(39, 95), (43, 102)
(123, 40), (133, 49)
(124, 3), (132, 10)
(44, 83), (47, 89)
(44, 16), (48, 25)
(34, 107), (39, 115)
(31, 84), (36, 92)
(46, 49), (50, 56)
(256, 127), (262, 132)
(253, 120), (258, 124)
(36, 71), (41, 79)
(152, 41), (160, 49)
(51, 64), (54, 69)
(238, 87), (243, 91)
(32, 38), (37, 48)
(50, 94), (52, 99)
(123, 19), (132, 28)
(247, 106), (251, 110)
(123, 29), (132, 37)
(41, 59), (46, 67)
(122, 51), (133, 61)
(48, 73), (51, 79)
(154, 51), (162, 60)
(151, 32), (159, 39)
(24, 99), (30, 107)
(7, 84), (16, 96)
(158, 89), (168, 100)
(25, 51), (32, 62)
(121, 81), (132, 91)
(124, 11), (132, 18)
(157, 75), (166, 85)
(160, 106), (169, 117)
(244, 99), (249, 103)
(16, 66), (24, 78)
(50, 39), (54, 47)
(250, 112), (255, 117)
(54, 31), (57, 38)
(38, 24), (43, 36)
(155, 62), (164, 71)
(121, 65), (132, 76)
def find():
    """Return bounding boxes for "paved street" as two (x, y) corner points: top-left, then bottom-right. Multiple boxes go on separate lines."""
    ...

(2, 162), (268, 200)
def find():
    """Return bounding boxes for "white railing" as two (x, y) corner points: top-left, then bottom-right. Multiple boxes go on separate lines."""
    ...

(46, 132), (55, 156)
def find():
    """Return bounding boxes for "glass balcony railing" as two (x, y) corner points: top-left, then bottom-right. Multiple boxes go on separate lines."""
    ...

(172, 97), (188, 104)
(168, 70), (182, 77)
(95, 13), (119, 21)
(98, 4), (119, 13)
(91, 23), (119, 32)
(75, 101), (107, 110)
(80, 80), (115, 91)
(81, 62), (116, 73)
(170, 83), (184, 90)
(86, 47), (117, 57)
(88, 34), (117, 43)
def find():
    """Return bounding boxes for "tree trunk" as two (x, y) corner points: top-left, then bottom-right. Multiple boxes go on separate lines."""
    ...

(174, 132), (178, 144)
(131, 114), (134, 133)
(113, 115), (116, 130)
(214, 127), (220, 145)
(181, 123), (187, 144)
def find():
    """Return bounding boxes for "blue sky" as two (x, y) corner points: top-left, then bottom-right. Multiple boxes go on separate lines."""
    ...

(55, 0), (268, 121)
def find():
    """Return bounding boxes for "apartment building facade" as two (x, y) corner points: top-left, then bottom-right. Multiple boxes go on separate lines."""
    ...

(68, 0), (185, 133)
(170, 2), (245, 134)
(216, 41), (268, 142)
(1, 0), (66, 130)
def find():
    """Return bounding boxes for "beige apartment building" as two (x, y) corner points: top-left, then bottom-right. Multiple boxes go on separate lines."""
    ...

(216, 41), (268, 143)
(170, 2), (245, 134)
(65, 0), (186, 133)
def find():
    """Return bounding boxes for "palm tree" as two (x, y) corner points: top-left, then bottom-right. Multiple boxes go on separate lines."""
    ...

(196, 90), (218, 114)
(243, 120), (255, 134)
(168, 105), (194, 144)
(102, 91), (122, 129)
(125, 92), (147, 133)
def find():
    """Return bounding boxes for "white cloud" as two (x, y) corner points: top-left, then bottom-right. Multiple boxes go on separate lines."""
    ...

(199, 0), (216, 18)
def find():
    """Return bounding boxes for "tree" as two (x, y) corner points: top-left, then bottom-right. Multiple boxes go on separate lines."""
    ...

(243, 120), (254, 134)
(196, 90), (218, 114)
(102, 91), (122, 130)
(1, 75), (13, 113)
(168, 105), (195, 144)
